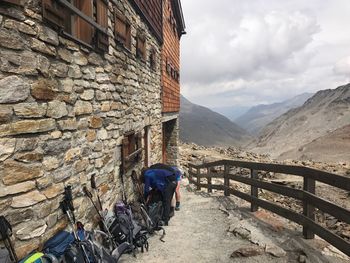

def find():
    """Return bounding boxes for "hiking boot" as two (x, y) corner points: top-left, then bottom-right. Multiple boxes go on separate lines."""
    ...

(175, 202), (180, 211)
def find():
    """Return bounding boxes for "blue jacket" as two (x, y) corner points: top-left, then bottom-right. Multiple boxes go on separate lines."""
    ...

(144, 167), (181, 198)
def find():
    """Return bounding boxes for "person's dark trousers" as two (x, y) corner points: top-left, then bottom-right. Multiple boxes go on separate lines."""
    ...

(162, 175), (177, 225)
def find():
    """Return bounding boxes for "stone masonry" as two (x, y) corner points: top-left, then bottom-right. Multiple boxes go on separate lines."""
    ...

(0, 0), (163, 258)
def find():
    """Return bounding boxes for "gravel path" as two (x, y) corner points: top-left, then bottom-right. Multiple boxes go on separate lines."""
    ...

(119, 180), (283, 263)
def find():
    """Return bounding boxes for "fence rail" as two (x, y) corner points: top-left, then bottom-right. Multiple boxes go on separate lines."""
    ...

(188, 160), (350, 257)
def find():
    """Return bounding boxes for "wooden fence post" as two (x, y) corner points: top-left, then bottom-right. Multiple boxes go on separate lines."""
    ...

(196, 168), (201, 191)
(224, 165), (230, 196)
(303, 177), (315, 239)
(207, 167), (212, 193)
(251, 169), (259, 212)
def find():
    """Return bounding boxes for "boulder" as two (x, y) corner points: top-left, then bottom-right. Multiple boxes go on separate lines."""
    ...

(0, 76), (30, 103)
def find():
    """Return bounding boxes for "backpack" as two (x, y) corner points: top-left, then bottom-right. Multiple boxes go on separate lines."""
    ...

(149, 163), (175, 174)
(0, 216), (12, 241)
(43, 231), (74, 258)
(19, 252), (58, 263)
(0, 247), (11, 263)
(111, 202), (149, 253)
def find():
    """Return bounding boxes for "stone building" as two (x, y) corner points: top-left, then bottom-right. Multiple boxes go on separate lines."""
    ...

(0, 0), (184, 259)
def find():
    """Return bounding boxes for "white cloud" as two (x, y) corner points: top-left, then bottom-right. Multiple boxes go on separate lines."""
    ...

(180, 0), (350, 108)
(334, 56), (350, 76)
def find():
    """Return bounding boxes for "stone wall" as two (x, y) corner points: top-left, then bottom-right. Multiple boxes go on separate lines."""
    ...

(0, 0), (163, 258)
(163, 117), (179, 166)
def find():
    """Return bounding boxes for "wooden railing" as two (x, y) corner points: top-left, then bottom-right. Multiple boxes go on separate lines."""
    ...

(188, 160), (350, 257)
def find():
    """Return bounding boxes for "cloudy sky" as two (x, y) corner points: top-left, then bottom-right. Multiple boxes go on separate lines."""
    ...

(180, 0), (350, 110)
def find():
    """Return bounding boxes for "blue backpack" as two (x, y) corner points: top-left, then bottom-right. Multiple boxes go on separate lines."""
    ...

(43, 231), (74, 258)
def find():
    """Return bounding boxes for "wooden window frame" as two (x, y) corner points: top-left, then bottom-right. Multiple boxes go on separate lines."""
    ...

(136, 33), (146, 61)
(42, 0), (109, 53)
(122, 131), (142, 173)
(149, 47), (156, 70)
(114, 10), (132, 51)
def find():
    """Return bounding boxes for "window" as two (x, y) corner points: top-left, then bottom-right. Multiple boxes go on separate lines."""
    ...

(136, 34), (146, 60)
(122, 131), (142, 173)
(149, 48), (156, 70)
(114, 10), (131, 50)
(42, 0), (109, 52)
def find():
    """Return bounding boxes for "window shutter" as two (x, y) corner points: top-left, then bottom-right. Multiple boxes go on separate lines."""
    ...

(136, 132), (143, 161)
(42, 0), (66, 28)
(122, 137), (129, 174)
(96, 0), (109, 52)
(115, 11), (131, 50)
(74, 0), (94, 45)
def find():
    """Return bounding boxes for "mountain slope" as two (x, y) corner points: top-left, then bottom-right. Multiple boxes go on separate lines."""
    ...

(235, 93), (313, 135)
(279, 124), (350, 163)
(251, 84), (350, 157)
(179, 96), (251, 147)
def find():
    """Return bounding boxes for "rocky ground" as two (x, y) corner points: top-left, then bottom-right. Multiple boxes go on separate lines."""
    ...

(121, 179), (349, 263)
(178, 142), (350, 247)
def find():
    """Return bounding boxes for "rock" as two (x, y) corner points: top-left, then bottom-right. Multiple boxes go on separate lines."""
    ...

(298, 254), (307, 263)
(16, 138), (38, 152)
(74, 101), (93, 116)
(58, 48), (72, 63)
(6, 208), (34, 226)
(0, 50), (38, 75)
(82, 67), (96, 80)
(231, 226), (251, 240)
(37, 55), (50, 77)
(11, 190), (47, 208)
(89, 116), (103, 128)
(2, 160), (43, 185)
(30, 38), (56, 56)
(49, 62), (68, 78)
(0, 6), (26, 21)
(58, 118), (78, 131)
(14, 103), (47, 118)
(96, 90), (107, 101)
(0, 181), (36, 198)
(31, 78), (58, 101)
(42, 183), (64, 199)
(4, 19), (36, 36)
(97, 129), (108, 140)
(68, 64), (82, 78)
(101, 102), (111, 112)
(46, 100), (68, 119)
(52, 165), (73, 183)
(43, 156), (60, 171)
(265, 245), (286, 258)
(88, 52), (103, 65)
(231, 245), (265, 258)
(0, 138), (16, 161)
(0, 76), (30, 103)
(86, 130), (97, 142)
(0, 27), (25, 50)
(80, 89), (94, 100)
(72, 52), (88, 65)
(96, 73), (109, 83)
(74, 159), (89, 173)
(15, 220), (47, 241)
(64, 148), (81, 163)
(59, 78), (74, 93)
(0, 106), (13, 124)
(42, 140), (71, 155)
(38, 25), (59, 46)
(0, 119), (56, 137)
(15, 239), (40, 261)
(14, 152), (43, 163)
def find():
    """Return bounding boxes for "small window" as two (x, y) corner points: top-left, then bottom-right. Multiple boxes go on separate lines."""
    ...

(149, 48), (156, 70)
(42, 0), (109, 52)
(122, 131), (142, 173)
(136, 34), (146, 60)
(115, 11), (131, 50)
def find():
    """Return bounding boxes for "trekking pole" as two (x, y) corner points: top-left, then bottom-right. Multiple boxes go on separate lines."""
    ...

(83, 186), (117, 249)
(90, 174), (103, 210)
(0, 216), (18, 262)
(120, 171), (127, 203)
(60, 186), (91, 263)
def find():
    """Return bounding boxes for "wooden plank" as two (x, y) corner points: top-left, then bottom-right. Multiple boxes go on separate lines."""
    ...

(227, 188), (350, 257)
(304, 192), (350, 224)
(303, 177), (316, 239)
(189, 160), (350, 191)
(207, 168), (212, 193)
(251, 169), (258, 212)
(196, 168), (200, 191)
(227, 174), (304, 200)
(224, 165), (229, 197)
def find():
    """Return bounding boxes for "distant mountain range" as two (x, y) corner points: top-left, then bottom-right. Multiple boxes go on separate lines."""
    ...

(179, 96), (251, 147)
(251, 84), (350, 159)
(235, 93), (313, 135)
